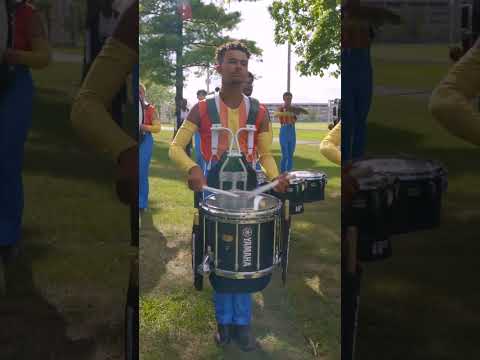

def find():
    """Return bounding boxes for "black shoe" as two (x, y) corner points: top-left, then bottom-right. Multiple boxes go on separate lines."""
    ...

(214, 324), (231, 346)
(232, 325), (257, 352)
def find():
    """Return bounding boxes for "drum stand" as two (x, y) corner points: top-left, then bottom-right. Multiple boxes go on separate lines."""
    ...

(343, 226), (361, 360)
(281, 200), (291, 286)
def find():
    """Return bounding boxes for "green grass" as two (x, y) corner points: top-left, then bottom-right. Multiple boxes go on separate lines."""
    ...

(140, 130), (340, 359)
(356, 49), (480, 359)
(371, 43), (451, 63)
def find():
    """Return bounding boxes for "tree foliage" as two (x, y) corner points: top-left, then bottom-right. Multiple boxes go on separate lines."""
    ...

(269, 0), (340, 77)
(140, 0), (262, 86)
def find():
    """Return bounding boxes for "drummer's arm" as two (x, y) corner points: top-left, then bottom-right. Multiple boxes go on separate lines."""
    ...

(169, 105), (199, 173)
(429, 40), (480, 146)
(257, 114), (280, 181)
(320, 122), (341, 165)
(70, 36), (137, 162)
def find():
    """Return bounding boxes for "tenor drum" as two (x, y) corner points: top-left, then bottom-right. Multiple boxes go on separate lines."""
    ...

(290, 170), (327, 202)
(353, 157), (448, 234)
(349, 173), (397, 261)
(257, 170), (305, 215)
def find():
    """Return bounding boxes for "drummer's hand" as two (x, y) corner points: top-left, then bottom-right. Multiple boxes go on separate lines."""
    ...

(273, 173), (290, 193)
(116, 146), (138, 205)
(342, 164), (359, 208)
(188, 166), (206, 192)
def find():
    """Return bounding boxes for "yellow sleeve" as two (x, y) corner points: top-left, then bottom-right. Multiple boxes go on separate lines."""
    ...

(320, 122), (341, 165)
(71, 37), (137, 162)
(15, 38), (50, 69)
(258, 127), (280, 180)
(429, 48), (480, 146)
(169, 120), (198, 174)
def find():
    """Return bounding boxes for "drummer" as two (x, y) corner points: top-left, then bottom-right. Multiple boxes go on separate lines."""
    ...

(429, 37), (480, 146)
(320, 121), (341, 165)
(169, 41), (289, 351)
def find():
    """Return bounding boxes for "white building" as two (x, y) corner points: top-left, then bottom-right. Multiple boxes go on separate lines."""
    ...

(363, 0), (475, 43)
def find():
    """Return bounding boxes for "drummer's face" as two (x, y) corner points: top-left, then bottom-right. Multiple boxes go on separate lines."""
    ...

(218, 50), (249, 86)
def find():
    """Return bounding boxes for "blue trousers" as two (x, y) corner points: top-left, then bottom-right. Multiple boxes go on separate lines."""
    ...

(139, 132), (153, 210)
(280, 124), (296, 172)
(0, 66), (34, 246)
(214, 292), (252, 325)
(341, 48), (373, 162)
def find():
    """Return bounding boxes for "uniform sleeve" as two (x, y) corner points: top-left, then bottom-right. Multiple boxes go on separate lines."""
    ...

(320, 122), (341, 165)
(169, 120), (198, 174)
(71, 37), (137, 162)
(257, 120), (280, 180)
(429, 47), (480, 146)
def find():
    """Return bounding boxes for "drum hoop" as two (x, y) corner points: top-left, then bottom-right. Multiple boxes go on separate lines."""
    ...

(201, 193), (282, 219)
(292, 171), (327, 181)
(214, 266), (276, 279)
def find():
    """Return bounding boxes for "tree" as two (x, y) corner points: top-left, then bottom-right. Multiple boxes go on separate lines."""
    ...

(269, 0), (340, 77)
(140, 0), (262, 131)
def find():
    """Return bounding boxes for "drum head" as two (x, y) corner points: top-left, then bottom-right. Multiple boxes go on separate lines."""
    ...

(353, 157), (446, 180)
(204, 191), (281, 213)
(291, 170), (326, 180)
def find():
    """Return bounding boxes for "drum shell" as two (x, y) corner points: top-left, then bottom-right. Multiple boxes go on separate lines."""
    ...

(390, 175), (445, 234)
(348, 182), (394, 262)
(271, 180), (305, 215)
(303, 177), (327, 202)
(198, 193), (282, 293)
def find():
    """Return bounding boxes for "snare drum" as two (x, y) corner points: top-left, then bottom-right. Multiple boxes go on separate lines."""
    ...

(290, 170), (328, 202)
(349, 173), (396, 261)
(353, 157), (448, 234)
(196, 191), (282, 292)
(257, 170), (305, 215)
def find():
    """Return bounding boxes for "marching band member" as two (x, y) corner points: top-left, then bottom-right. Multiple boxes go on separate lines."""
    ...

(139, 83), (160, 213)
(274, 91), (308, 172)
(0, 0), (50, 257)
(169, 41), (289, 351)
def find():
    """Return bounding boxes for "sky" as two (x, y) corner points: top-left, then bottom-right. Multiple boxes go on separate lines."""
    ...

(182, 0), (340, 106)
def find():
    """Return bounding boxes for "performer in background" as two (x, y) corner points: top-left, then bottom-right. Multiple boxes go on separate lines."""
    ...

(0, 0), (50, 259)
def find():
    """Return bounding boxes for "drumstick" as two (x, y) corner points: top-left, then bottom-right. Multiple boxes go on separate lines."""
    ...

(247, 174), (294, 198)
(202, 186), (240, 198)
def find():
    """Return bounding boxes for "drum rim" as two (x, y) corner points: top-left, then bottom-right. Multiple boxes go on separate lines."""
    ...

(200, 192), (282, 219)
(290, 170), (327, 180)
(353, 156), (447, 178)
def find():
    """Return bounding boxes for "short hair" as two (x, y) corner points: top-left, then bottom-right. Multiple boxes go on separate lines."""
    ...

(215, 41), (251, 64)
(283, 91), (292, 98)
(197, 89), (207, 96)
(247, 72), (254, 80)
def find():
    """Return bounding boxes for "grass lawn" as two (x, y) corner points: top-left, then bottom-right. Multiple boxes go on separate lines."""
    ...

(140, 129), (340, 359)
(2, 60), (132, 359)
(356, 46), (480, 360)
